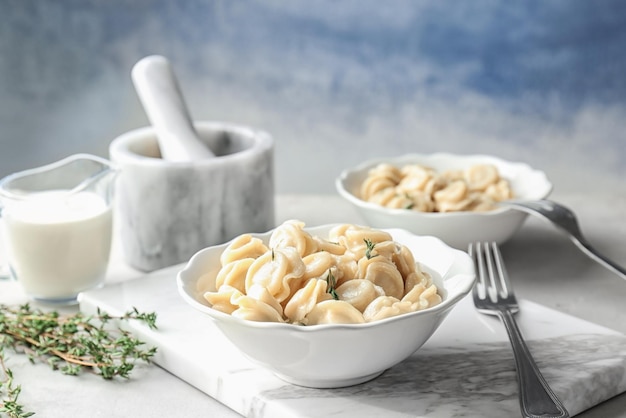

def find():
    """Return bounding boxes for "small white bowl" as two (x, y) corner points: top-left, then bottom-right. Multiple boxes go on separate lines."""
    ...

(336, 153), (552, 249)
(177, 225), (475, 388)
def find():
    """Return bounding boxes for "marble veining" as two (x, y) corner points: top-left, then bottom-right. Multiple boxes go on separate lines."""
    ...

(79, 268), (626, 418)
(255, 334), (626, 417)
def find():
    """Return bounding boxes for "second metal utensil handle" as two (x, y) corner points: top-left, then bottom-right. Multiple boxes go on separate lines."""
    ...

(571, 238), (626, 281)
(498, 309), (569, 418)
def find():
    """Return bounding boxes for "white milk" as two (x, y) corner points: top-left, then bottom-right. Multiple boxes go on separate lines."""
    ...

(2, 190), (113, 301)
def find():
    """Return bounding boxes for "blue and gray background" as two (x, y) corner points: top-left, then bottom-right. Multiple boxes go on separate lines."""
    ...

(2, 0), (625, 195)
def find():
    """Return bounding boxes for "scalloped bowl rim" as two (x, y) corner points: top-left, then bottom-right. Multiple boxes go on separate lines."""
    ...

(336, 153), (553, 216)
(177, 225), (476, 332)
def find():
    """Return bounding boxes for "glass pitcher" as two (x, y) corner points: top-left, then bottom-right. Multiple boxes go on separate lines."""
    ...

(0, 154), (117, 304)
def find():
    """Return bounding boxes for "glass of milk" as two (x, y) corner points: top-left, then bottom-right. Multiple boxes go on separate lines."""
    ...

(0, 154), (117, 304)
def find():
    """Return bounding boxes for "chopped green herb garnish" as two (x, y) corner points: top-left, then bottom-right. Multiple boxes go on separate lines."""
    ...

(364, 238), (378, 260)
(326, 269), (339, 300)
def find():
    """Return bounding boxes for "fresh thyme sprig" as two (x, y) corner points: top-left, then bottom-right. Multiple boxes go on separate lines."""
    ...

(0, 351), (31, 418)
(326, 269), (339, 300)
(364, 238), (378, 260)
(0, 304), (158, 417)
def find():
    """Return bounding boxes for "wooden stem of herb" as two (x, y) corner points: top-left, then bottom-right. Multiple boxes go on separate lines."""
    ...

(0, 304), (158, 418)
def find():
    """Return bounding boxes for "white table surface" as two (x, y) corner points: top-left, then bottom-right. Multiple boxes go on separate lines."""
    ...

(1, 193), (625, 418)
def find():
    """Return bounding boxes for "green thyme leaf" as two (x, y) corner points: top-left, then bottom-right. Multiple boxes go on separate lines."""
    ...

(364, 238), (378, 260)
(326, 269), (339, 300)
(0, 305), (158, 417)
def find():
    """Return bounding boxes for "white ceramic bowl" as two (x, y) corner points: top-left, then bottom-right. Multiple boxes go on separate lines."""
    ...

(336, 153), (552, 249)
(177, 224), (475, 388)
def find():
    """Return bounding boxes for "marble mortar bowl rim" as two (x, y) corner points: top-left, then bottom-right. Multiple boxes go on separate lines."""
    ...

(109, 121), (273, 166)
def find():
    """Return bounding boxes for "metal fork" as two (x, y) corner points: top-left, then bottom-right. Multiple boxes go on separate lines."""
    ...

(500, 199), (626, 280)
(469, 242), (569, 418)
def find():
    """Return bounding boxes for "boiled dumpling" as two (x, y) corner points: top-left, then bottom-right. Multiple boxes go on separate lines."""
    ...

(220, 234), (268, 266)
(335, 279), (383, 312)
(215, 258), (254, 293)
(302, 251), (335, 280)
(305, 300), (365, 325)
(204, 285), (244, 315)
(360, 163), (402, 200)
(312, 236), (346, 255)
(363, 296), (413, 322)
(269, 220), (318, 257)
(332, 254), (358, 286)
(284, 278), (332, 323)
(231, 295), (285, 323)
(246, 283), (284, 317)
(245, 247), (306, 303)
(391, 243), (417, 280)
(357, 255), (404, 299)
(403, 263), (433, 294)
(328, 224), (392, 260)
(402, 283), (442, 311)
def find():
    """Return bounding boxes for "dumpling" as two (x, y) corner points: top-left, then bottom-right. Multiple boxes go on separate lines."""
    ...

(231, 295), (285, 323)
(485, 179), (513, 202)
(360, 163), (402, 200)
(397, 165), (434, 193)
(335, 279), (383, 312)
(362, 295), (413, 322)
(405, 192), (435, 212)
(305, 300), (365, 325)
(464, 164), (499, 191)
(313, 236), (345, 255)
(204, 285), (244, 314)
(434, 180), (469, 208)
(220, 234), (268, 266)
(332, 254), (358, 286)
(403, 263), (433, 294)
(370, 189), (414, 210)
(366, 240), (397, 261)
(302, 251), (335, 280)
(246, 283), (284, 317)
(391, 243), (417, 281)
(357, 255), (404, 299)
(269, 220), (318, 257)
(215, 258), (254, 293)
(284, 278), (332, 323)
(328, 224), (392, 259)
(402, 283), (442, 310)
(245, 247), (306, 303)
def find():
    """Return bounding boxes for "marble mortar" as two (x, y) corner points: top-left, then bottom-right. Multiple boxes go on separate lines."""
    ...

(109, 121), (275, 272)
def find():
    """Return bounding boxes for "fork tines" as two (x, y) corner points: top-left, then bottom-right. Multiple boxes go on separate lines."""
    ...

(469, 241), (518, 310)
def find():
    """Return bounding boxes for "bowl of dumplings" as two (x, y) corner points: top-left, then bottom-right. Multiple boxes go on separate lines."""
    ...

(336, 153), (553, 249)
(177, 220), (475, 388)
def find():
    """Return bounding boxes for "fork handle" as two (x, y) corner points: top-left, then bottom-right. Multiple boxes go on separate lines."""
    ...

(570, 237), (626, 281)
(498, 309), (570, 418)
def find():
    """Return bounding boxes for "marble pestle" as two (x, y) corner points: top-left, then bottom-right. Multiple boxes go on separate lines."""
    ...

(131, 55), (215, 161)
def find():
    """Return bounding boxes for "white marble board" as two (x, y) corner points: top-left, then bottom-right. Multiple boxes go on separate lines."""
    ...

(79, 266), (626, 418)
